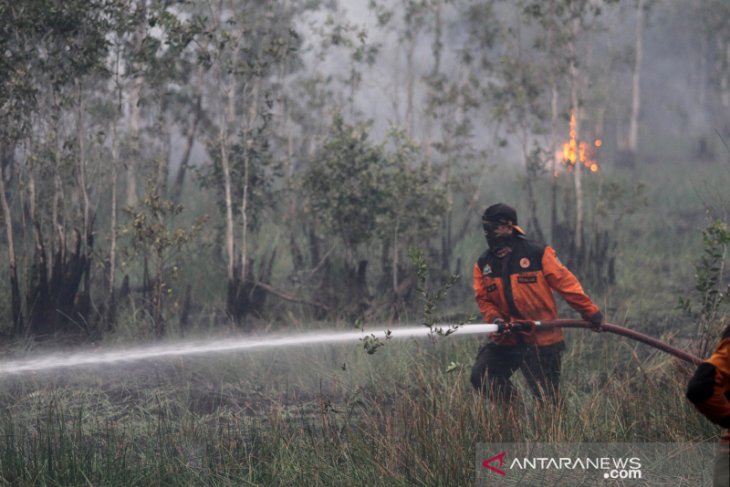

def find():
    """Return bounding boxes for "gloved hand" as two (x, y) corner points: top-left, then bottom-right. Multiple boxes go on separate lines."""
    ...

(588, 311), (604, 332)
(492, 318), (507, 334)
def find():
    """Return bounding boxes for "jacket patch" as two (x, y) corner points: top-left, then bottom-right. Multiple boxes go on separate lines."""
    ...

(517, 275), (537, 284)
(486, 284), (497, 293)
(520, 258), (530, 268)
(482, 263), (492, 275)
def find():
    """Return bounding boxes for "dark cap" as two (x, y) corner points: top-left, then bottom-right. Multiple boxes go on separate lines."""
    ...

(482, 203), (525, 235)
(482, 203), (518, 225)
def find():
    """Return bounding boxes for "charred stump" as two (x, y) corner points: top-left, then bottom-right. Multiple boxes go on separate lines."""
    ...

(226, 277), (266, 327)
(315, 258), (372, 320)
(28, 227), (89, 335)
(226, 255), (270, 327)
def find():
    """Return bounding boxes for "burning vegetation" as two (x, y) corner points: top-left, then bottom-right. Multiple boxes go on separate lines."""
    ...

(561, 110), (602, 174)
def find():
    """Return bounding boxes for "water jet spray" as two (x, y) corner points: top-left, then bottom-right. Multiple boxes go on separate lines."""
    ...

(0, 320), (701, 376)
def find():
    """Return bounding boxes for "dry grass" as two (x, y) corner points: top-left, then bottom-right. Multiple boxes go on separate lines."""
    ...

(0, 326), (717, 486)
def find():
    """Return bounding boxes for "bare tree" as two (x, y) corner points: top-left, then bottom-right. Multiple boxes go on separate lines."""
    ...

(0, 150), (22, 333)
(627, 0), (645, 155)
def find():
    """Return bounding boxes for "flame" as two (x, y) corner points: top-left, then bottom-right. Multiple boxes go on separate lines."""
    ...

(559, 110), (600, 173)
(562, 111), (578, 165)
(579, 141), (588, 163)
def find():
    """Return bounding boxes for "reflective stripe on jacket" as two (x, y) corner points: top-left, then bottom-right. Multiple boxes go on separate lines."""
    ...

(687, 337), (730, 427)
(473, 236), (600, 347)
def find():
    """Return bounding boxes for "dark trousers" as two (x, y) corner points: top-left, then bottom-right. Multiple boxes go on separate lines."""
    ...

(470, 341), (565, 403)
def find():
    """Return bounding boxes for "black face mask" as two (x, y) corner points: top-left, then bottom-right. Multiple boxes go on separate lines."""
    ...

(486, 233), (513, 252)
(484, 222), (516, 255)
(483, 221), (503, 245)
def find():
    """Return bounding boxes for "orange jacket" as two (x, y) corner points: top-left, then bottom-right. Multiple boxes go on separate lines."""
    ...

(687, 337), (730, 428)
(473, 236), (600, 346)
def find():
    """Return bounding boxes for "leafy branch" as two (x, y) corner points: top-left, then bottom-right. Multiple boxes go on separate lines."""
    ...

(410, 247), (475, 338)
(678, 217), (730, 354)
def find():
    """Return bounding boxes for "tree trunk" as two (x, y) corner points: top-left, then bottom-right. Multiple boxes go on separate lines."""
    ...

(569, 16), (583, 251)
(520, 125), (545, 243)
(572, 128), (583, 251)
(157, 107), (171, 197)
(127, 75), (142, 208)
(221, 37), (240, 284)
(722, 41), (730, 109)
(550, 76), (559, 242)
(28, 169), (37, 235)
(221, 38), (241, 321)
(51, 112), (64, 271)
(108, 118), (119, 326)
(76, 87), (93, 328)
(179, 284), (191, 333)
(441, 212), (452, 271)
(220, 136), (235, 282)
(547, 2), (560, 243)
(0, 151), (22, 333)
(107, 48), (123, 327)
(171, 64), (204, 204)
(126, 1), (147, 208)
(282, 80), (304, 270)
(405, 35), (416, 137)
(392, 218), (400, 294)
(240, 78), (261, 284)
(627, 0), (644, 154)
(698, 33), (707, 116)
(423, 1), (443, 167)
(154, 250), (165, 337)
(29, 222), (50, 334)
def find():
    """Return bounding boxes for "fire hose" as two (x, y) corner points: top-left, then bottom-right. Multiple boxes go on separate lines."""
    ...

(474, 319), (703, 366)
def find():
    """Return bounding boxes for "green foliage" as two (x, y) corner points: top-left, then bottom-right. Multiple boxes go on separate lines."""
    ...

(490, 55), (546, 131)
(555, 176), (648, 289)
(361, 329), (392, 355)
(201, 123), (280, 232)
(121, 184), (205, 258)
(595, 180), (648, 217)
(303, 115), (385, 250)
(0, 0), (118, 141)
(377, 126), (446, 244)
(461, 1), (500, 67)
(303, 115), (445, 254)
(300, 115), (448, 319)
(197, 0), (298, 235)
(0, 0), (722, 333)
(120, 183), (207, 333)
(697, 0), (730, 118)
(678, 218), (730, 347)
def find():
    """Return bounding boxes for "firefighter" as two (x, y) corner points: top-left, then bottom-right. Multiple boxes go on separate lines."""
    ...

(686, 325), (730, 486)
(470, 203), (604, 403)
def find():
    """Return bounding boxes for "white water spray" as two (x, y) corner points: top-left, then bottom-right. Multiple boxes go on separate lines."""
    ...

(0, 324), (498, 375)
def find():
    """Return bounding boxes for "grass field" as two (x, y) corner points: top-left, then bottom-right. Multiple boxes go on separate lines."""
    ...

(0, 319), (718, 486)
